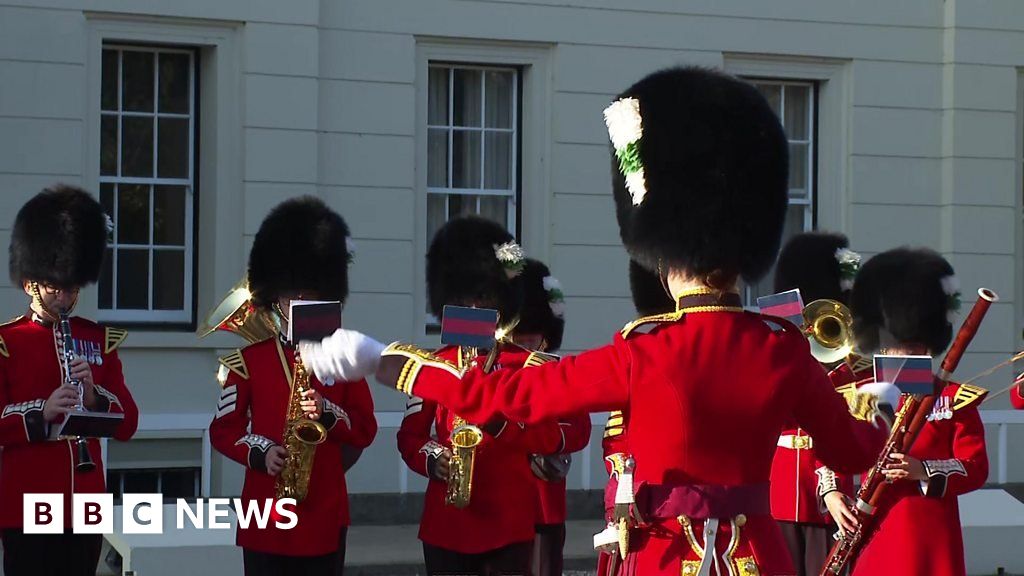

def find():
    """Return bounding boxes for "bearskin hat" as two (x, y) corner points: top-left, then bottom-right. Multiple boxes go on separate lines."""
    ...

(851, 247), (957, 355)
(248, 196), (351, 309)
(515, 259), (565, 352)
(774, 232), (859, 306)
(426, 216), (524, 324)
(629, 259), (675, 317)
(607, 66), (789, 283)
(9, 184), (110, 288)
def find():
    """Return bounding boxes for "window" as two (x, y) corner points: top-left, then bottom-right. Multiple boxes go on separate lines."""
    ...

(426, 63), (521, 244)
(743, 79), (817, 302)
(107, 467), (201, 501)
(98, 45), (198, 325)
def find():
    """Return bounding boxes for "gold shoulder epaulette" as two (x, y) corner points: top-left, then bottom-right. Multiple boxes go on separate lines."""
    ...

(104, 327), (129, 353)
(0, 334), (7, 358)
(953, 383), (987, 411)
(383, 343), (460, 395)
(524, 351), (560, 367)
(603, 410), (624, 438)
(620, 310), (684, 339)
(218, 349), (250, 380)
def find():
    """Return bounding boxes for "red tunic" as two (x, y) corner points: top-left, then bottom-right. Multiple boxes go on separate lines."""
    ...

(209, 337), (377, 556)
(769, 361), (868, 525)
(1011, 384), (1024, 409)
(0, 314), (139, 529)
(396, 345), (564, 554)
(391, 309), (888, 576)
(533, 411), (591, 525)
(852, 382), (988, 576)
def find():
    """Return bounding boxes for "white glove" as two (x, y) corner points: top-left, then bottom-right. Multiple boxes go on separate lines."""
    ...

(299, 329), (386, 384)
(593, 522), (618, 554)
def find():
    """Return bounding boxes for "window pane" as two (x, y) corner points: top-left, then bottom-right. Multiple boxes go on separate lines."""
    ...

(153, 250), (184, 310)
(757, 84), (781, 117)
(121, 117), (154, 177)
(484, 132), (511, 190)
(427, 128), (449, 188)
(100, 183), (115, 242)
(479, 196), (509, 228)
(123, 470), (158, 493)
(158, 53), (190, 114)
(99, 247), (113, 310)
(784, 86), (810, 140)
(102, 49), (119, 111)
(101, 115), (118, 176)
(484, 71), (513, 129)
(117, 184), (150, 245)
(789, 142), (809, 195)
(447, 194), (478, 220)
(157, 118), (189, 178)
(161, 469), (198, 499)
(427, 67), (449, 126)
(122, 51), (154, 112)
(116, 249), (149, 309)
(452, 130), (481, 189)
(154, 185), (187, 246)
(453, 69), (482, 127)
(426, 194), (447, 244)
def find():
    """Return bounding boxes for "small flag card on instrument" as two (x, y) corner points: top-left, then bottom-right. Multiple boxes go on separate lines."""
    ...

(756, 289), (804, 326)
(441, 305), (498, 349)
(289, 300), (342, 343)
(874, 354), (936, 396)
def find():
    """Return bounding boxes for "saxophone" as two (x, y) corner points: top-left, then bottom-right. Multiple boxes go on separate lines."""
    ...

(275, 349), (327, 503)
(445, 346), (485, 509)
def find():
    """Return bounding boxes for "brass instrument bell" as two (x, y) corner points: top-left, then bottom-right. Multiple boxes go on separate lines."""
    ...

(197, 278), (279, 344)
(802, 299), (854, 364)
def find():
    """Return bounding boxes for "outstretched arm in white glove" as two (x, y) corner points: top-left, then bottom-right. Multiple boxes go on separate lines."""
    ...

(299, 329), (386, 384)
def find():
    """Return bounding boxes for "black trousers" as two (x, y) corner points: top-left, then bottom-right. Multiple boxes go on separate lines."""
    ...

(779, 521), (834, 576)
(1, 529), (102, 576)
(423, 539), (533, 576)
(531, 523), (565, 576)
(243, 546), (339, 576)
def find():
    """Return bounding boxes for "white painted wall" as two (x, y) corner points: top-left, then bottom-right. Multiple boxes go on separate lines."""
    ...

(0, 0), (1021, 496)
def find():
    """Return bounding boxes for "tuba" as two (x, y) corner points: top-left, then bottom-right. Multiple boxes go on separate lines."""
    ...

(802, 299), (855, 364)
(275, 349), (327, 503)
(197, 278), (279, 344)
(445, 346), (485, 509)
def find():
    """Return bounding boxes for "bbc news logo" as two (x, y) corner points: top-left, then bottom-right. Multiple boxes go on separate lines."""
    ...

(24, 494), (298, 534)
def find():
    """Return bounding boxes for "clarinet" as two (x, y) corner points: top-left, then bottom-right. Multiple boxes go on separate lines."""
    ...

(821, 288), (997, 575)
(58, 311), (97, 473)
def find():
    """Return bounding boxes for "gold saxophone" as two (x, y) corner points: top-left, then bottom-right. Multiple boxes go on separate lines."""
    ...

(444, 346), (487, 509)
(275, 347), (327, 503)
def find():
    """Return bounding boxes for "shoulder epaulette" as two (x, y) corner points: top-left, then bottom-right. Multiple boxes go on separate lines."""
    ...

(0, 335), (7, 358)
(104, 327), (129, 353)
(848, 354), (874, 374)
(524, 351), (560, 367)
(620, 310), (684, 339)
(952, 383), (987, 411)
(218, 349), (250, 380)
(603, 410), (624, 438)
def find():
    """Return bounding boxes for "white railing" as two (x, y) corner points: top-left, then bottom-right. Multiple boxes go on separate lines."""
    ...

(981, 410), (1024, 485)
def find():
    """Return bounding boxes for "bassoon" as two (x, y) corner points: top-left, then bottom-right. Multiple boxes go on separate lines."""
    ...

(820, 287), (998, 575)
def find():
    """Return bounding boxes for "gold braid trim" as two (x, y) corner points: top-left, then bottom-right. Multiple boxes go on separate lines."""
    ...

(953, 383), (988, 411)
(382, 343), (460, 395)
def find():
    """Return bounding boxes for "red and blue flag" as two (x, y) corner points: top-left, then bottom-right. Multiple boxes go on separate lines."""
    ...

(874, 355), (936, 396)
(757, 289), (804, 326)
(441, 305), (498, 349)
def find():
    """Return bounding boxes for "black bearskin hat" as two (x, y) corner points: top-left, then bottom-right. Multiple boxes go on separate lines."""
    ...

(608, 66), (788, 283)
(851, 247), (957, 355)
(248, 196), (351, 310)
(629, 259), (675, 317)
(426, 216), (523, 324)
(9, 184), (109, 288)
(515, 259), (565, 352)
(774, 232), (858, 306)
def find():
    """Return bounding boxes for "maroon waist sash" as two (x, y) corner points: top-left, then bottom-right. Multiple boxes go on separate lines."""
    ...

(636, 481), (771, 520)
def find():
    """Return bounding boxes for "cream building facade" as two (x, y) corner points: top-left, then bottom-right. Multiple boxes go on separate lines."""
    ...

(0, 0), (1022, 501)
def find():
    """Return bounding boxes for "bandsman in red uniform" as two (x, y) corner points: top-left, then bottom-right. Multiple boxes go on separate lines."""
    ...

(208, 197), (377, 576)
(510, 259), (592, 576)
(596, 260), (674, 576)
(848, 248), (988, 576)
(0, 185), (139, 576)
(767, 231), (865, 576)
(386, 216), (564, 576)
(305, 67), (896, 576)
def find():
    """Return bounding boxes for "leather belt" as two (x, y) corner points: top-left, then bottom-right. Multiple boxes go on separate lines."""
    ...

(777, 434), (813, 450)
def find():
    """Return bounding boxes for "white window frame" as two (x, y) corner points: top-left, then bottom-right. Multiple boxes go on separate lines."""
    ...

(98, 44), (197, 324)
(413, 40), (553, 344)
(85, 16), (244, 346)
(1016, 70), (1024, 354)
